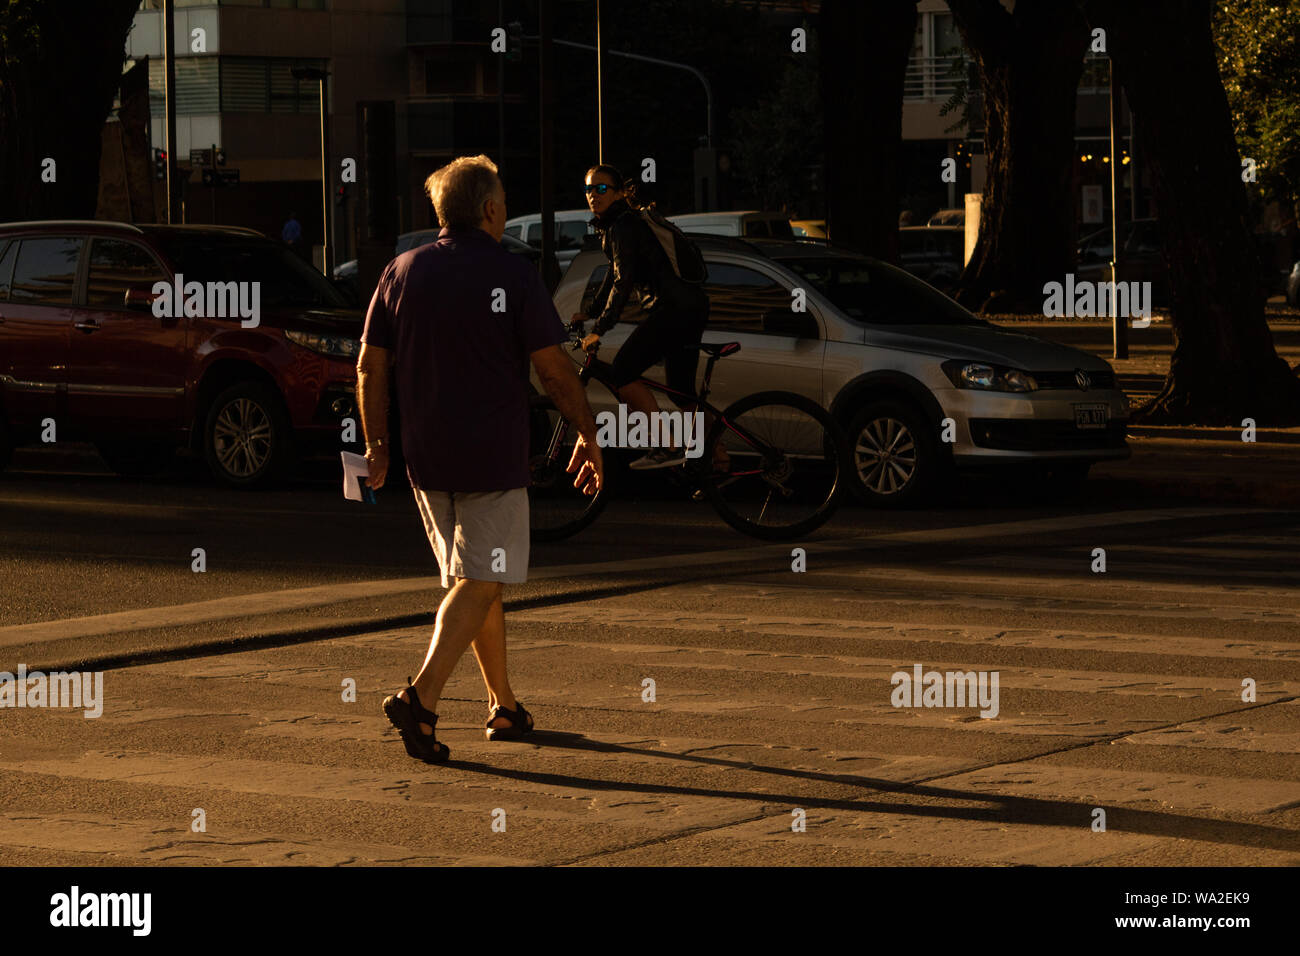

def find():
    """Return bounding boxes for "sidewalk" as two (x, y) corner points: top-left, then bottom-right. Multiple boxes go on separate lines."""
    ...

(1093, 431), (1300, 509)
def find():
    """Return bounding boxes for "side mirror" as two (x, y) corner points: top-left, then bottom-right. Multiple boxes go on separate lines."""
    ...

(124, 287), (159, 311)
(762, 309), (819, 339)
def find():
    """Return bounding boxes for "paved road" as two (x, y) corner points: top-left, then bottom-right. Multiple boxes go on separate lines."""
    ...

(1, 454), (1296, 865)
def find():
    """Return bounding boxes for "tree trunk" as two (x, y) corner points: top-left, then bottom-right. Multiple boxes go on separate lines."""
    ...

(1086, 0), (1300, 424)
(0, 0), (142, 221)
(947, 0), (1090, 313)
(820, 0), (917, 261)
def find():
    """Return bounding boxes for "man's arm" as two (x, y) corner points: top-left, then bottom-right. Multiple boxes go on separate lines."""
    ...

(531, 344), (604, 495)
(356, 342), (393, 489)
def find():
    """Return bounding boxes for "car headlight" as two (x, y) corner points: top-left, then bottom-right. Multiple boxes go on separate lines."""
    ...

(941, 360), (1038, 392)
(285, 330), (361, 360)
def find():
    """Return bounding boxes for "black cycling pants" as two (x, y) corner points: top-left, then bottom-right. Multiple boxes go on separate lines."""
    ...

(608, 304), (709, 407)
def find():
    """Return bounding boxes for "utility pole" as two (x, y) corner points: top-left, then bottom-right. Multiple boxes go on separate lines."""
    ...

(596, 0), (604, 163)
(162, 0), (178, 223)
(1109, 58), (1127, 360)
(540, 0), (559, 293)
(294, 67), (333, 276)
(497, 0), (505, 169)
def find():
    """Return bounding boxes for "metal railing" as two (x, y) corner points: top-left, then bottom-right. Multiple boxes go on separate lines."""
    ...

(903, 55), (967, 102)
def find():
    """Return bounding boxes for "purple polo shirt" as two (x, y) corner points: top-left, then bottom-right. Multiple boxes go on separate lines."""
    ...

(361, 226), (567, 492)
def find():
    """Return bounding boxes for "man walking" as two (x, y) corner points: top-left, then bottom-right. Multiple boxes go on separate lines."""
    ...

(356, 154), (602, 764)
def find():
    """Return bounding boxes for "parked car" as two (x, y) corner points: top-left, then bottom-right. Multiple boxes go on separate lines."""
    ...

(669, 211), (795, 239)
(549, 235), (1129, 507)
(927, 208), (965, 227)
(791, 220), (827, 239)
(1077, 219), (1282, 307)
(503, 209), (593, 271)
(0, 220), (363, 486)
(1076, 218), (1171, 307)
(898, 225), (964, 295)
(333, 231), (542, 304)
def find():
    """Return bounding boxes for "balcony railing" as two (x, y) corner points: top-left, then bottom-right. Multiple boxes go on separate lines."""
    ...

(904, 55), (967, 102)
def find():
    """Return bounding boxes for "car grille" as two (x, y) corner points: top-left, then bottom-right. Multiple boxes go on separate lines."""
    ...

(969, 418), (1128, 451)
(1032, 369), (1117, 390)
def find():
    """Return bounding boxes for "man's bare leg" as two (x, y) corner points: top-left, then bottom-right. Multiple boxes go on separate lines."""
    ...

(469, 593), (529, 730)
(399, 577), (502, 735)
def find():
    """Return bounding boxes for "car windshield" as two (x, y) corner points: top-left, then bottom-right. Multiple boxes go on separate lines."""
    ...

(774, 256), (987, 325)
(153, 234), (350, 309)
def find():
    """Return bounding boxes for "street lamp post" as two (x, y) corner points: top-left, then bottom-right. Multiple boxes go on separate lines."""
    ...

(293, 67), (332, 276)
(162, 0), (179, 223)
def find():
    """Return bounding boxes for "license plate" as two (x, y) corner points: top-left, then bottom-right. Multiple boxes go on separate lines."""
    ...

(1074, 403), (1109, 429)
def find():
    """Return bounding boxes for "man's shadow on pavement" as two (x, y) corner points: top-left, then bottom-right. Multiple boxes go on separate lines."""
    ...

(446, 730), (1300, 856)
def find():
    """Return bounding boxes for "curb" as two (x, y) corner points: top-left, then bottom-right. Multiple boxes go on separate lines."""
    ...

(1126, 426), (1300, 444)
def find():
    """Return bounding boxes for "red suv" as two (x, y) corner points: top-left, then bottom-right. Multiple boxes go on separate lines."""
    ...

(0, 221), (362, 487)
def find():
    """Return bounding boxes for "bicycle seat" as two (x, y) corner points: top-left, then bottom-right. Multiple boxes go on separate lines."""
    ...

(698, 341), (741, 357)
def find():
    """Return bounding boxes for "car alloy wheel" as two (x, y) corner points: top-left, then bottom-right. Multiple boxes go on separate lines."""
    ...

(203, 381), (294, 488)
(855, 415), (917, 496)
(213, 398), (273, 478)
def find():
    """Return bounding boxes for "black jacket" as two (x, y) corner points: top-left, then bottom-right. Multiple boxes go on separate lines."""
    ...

(586, 198), (706, 335)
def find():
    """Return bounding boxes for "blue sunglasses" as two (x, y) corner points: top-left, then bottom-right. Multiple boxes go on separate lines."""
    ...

(584, 183), (613, 195)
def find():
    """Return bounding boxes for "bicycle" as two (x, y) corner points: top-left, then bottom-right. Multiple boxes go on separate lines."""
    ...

(528, 326), (850, 541)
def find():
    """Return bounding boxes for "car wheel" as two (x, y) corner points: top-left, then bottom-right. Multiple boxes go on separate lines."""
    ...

(847, 399), (948, 508)
(95, 439), (175, 477)
(203, 381), (296, 488)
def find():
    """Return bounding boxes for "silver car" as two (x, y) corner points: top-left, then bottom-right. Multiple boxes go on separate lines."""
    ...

(551, 236), (1129, 507)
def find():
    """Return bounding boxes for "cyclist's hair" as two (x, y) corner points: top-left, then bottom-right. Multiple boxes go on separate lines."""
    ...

(586, 163), (651, 211)
(425, 155), (503, 230)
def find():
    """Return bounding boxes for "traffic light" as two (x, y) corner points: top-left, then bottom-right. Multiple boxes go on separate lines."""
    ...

(153, 148), (166, 181)
(335, 184), (349, 206)
(215, 147), (226, 167)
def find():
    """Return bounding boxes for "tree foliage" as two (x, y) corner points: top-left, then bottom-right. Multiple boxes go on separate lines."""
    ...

(1214, 0), (1300, 215)
(730, 37), (821, 215)
(0, 0), (140, 220)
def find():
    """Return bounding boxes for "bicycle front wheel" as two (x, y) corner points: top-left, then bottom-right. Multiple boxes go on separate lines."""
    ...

(700, 390), (848, 541)
(528, 395), (608, 542)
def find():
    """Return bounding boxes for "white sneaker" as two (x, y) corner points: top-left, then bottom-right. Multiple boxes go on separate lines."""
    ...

(629, 448), (686, 470)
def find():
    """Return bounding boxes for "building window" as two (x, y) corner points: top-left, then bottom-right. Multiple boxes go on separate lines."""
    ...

(222, 57), (328, 113)
(425, 56), (478, 96)
(148, 57), (220, 115)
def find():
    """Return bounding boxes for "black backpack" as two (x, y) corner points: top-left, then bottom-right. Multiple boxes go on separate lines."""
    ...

(638, 206), (708, 285)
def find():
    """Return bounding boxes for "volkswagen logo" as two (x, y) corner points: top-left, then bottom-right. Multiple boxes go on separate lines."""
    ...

(1075, 369), (1091, 390)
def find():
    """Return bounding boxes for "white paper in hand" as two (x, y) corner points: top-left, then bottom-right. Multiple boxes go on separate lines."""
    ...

(341, 451), (370, 501)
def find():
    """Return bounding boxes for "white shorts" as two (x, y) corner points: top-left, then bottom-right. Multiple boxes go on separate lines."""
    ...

(412, 486), (530, 587)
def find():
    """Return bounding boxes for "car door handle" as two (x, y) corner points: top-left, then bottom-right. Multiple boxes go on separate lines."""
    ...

(73, 320), (101, 333)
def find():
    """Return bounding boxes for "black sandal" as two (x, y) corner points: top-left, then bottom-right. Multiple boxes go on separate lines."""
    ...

(383, 676), (450, 764)
(485, 701), (534, 741)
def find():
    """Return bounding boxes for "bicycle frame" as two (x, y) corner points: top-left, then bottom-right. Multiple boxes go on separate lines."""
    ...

(541, 338), (781, 477)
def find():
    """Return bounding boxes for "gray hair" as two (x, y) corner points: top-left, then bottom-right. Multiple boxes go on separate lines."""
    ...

(424, 155), (503, 230)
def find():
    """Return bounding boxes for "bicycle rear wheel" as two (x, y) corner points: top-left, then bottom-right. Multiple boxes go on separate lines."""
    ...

(700, 390), (847, 540)
(528, 395), (608, 541)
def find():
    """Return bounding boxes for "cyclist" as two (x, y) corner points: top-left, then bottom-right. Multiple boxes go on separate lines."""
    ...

(573, 164), (711, 469)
